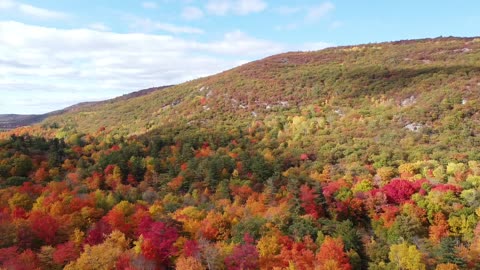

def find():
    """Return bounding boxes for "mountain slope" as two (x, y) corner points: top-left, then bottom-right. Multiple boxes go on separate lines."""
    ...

(37, 37), (480, 165)
(0, 86), (171, 130)
(43, 37), (480, 133)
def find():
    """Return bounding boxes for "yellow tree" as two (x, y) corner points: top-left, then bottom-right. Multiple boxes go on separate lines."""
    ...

(388, 242), (426, 270)
(64, 230), (130, 270)
(257, 233), (282, 269)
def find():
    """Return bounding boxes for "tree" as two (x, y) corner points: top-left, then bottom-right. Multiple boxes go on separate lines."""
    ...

(38, 245), (58, 270)
(199, 211), (231, 241)
(5, 176), (30, 187)
(33, 167), (49, 183)
(365, 238), (389, 266)
(198, 239), (224, 270)
(382, 179), (418, 204)
(436, 237), (466, 267)
(279, 236), (316, 270)
(231, 216), (265, 243)
(448, 214), (477, 241)
(182, 239), (200, 257)
(224, 234), (259, 270)
(103, 208), (132, 236)
(429, 212), (449, 244)
(11, 154), (33, 177)
(1, 248), (40, 270)
(139, 218), (179, 265)
(288, 215), (318, 241)
(257, 233), (282, 269)
(29, 211), (59, 245)
(435, 263), (459, 270)
(315, 236), (352, 270)
(388, 242), (426, 270)
(388, 204), (427, 244)
(331, 220), (361, 253)
(64, 231), (129, 270)
(53, 241), (80, 266)
(129, 156), (146, 182)
(300, 184), (323, 219)
(85, 220), (112, 245)
(8, 192), (33, 210)
(176, 256), (206, 270)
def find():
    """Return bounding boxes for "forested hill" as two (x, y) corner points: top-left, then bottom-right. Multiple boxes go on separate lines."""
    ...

(36, 36), (480, 165)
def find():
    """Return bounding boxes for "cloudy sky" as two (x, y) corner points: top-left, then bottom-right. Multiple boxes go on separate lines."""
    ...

(0, 0), (479, 114)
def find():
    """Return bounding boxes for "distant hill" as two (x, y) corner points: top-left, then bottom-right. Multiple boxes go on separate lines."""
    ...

(0, 86), (172, 130)
(0, 114), (51, 130)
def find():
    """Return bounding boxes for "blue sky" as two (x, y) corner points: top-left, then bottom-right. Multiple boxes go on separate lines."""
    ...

(0, 0), (479, 114)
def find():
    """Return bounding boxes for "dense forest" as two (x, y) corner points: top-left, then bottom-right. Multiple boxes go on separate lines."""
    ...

(1, 37), (480, 269)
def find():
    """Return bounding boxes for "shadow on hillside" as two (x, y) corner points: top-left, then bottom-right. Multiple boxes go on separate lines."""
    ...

(337, 65), (480, 98)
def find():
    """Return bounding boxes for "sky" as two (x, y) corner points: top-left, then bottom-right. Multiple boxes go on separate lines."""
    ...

(0, 0), (479, 114)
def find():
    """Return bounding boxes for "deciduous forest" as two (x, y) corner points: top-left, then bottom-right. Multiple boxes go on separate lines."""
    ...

(1, 37), (480, 269)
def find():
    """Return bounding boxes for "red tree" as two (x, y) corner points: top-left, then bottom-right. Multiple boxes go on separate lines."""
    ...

(139, 218), (179, 265)
(85, 220), (112, 245)
(224, 234), (259, 270)
(316, 237), (352, 270)
(0, 248), (39, 270)
(381, 179), (419, 204)
(29, 211), (58, 245)
(300, 184), (322, 219)
(53, 241), (80, 265)
(103, 209), (132, 236)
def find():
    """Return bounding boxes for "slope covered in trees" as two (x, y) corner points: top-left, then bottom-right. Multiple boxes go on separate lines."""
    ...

(37, 37), (480, 164)
(0, 86), (171, 130)
(0, 37), (480, 269)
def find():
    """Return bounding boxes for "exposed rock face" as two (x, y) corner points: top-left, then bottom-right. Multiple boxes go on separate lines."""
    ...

(405, 123), (423, 132)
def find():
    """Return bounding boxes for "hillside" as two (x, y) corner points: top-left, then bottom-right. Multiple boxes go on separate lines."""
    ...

(1, 37), (480, 270)
(41, 37), (480, 165)
(0, 86), (171, 130)
(0, 114), (50, 130)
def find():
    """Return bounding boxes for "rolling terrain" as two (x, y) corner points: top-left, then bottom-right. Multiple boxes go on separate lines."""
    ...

(1, 37), (480, 269)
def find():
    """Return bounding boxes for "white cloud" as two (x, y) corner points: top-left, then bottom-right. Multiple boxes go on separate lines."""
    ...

(275, 6), (302, 15)
(306, 2), (334, 22)
(88, 23), (110, 32)
(0, 0), (68, 20)
(275, 2), (336, 31)
(236, 0), (266, 14)
(206, 0), (230, 15)
(196, 30), (285, 56)
(275, 23), (299, 31)
(0, 21), (312, 114)
(182, 6), (204, 20)
(0, 0), (15, 9)
(142, 1), (158, 9)
(206, 0), (267, 16)
(17, 4), (68, 19)
(128, 17), (205, 34)
(154, 22), (204, 34)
